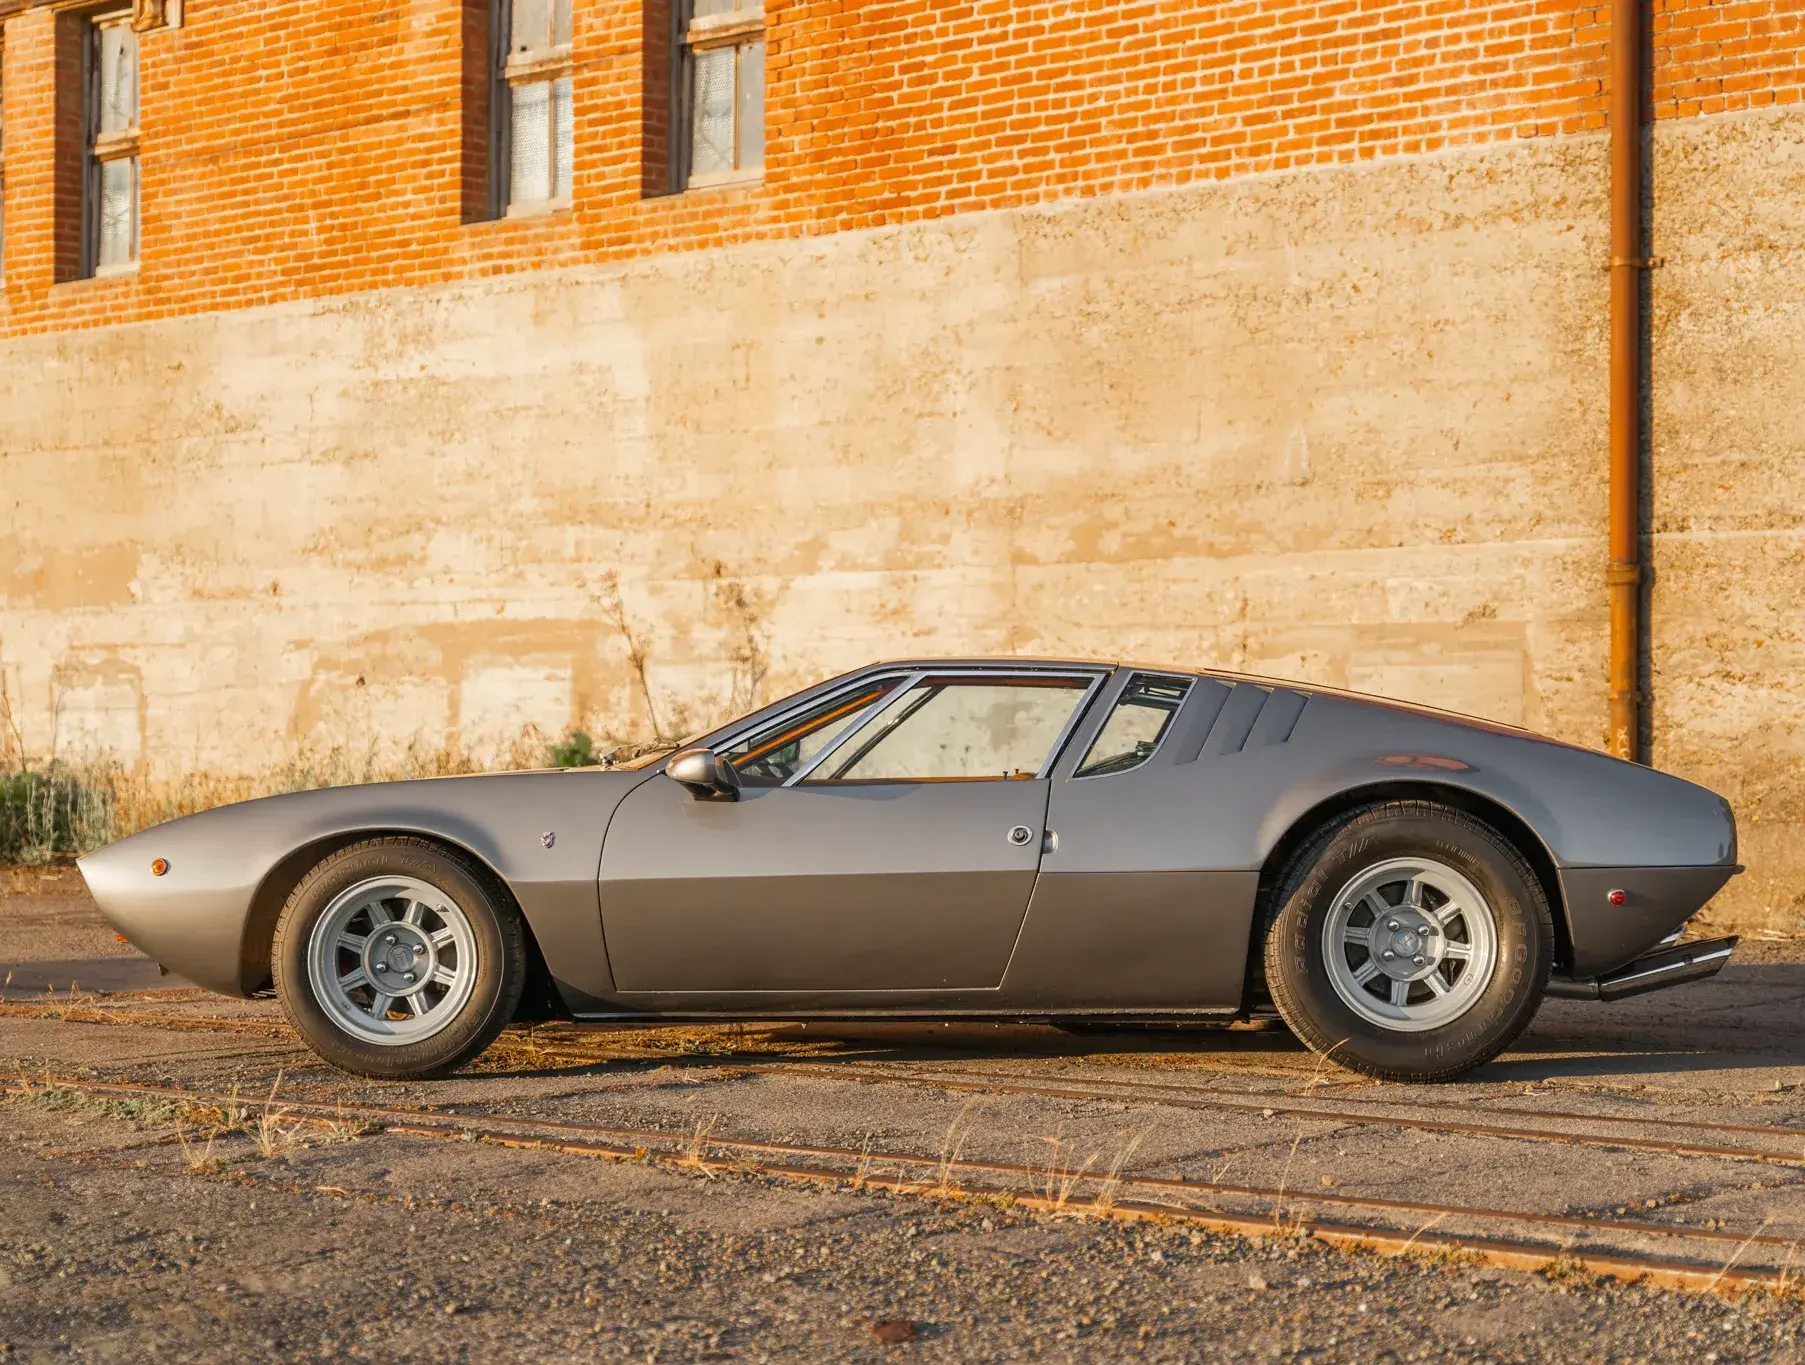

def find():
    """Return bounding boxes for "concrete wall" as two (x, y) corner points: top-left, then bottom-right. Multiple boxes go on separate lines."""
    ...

(2, 109), (1802, 929)
(1649, 109), (1805, 933)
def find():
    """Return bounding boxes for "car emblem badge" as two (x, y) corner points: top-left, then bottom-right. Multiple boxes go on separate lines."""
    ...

(540, 831), (556, 850)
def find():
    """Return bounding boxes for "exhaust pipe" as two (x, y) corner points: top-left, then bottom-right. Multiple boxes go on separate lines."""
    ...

(1545, 936), (1738, 1001)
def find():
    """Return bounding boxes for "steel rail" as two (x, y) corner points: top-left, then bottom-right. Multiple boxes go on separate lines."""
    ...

(774, 1060), (1805, 1144)
(739, 1062), (1805, 1167)
(6, 1072), (1802, 1288)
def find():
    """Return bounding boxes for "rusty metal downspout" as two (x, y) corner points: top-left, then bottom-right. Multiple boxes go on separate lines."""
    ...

(1607, 0), (1648, 761)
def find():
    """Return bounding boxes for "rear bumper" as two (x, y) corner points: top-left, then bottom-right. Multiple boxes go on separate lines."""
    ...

(1544, 935), (1738, 1002)
(1558, 865), (1741, 976)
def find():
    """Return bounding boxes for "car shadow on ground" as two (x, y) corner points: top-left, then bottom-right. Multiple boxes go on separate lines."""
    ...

(482, 995), (1805, 1087)
(1476, 1045), (1805, 1083)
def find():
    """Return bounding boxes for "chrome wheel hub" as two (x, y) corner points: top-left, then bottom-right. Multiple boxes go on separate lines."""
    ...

(365, 924), (434, 990)
(1322, 857), (1498, 1033)
(307, 876), (478, 1046)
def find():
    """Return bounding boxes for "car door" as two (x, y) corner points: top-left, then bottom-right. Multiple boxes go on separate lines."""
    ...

(597, 668), (1104, 998)
(999, 670), (1302, 1010)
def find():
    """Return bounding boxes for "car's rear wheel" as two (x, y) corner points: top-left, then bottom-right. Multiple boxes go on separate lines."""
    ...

(1262, 802), (1553, 1082)
(272, 838), (526, 1080)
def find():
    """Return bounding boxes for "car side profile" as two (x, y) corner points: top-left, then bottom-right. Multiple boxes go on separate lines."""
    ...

(78, 659), (1741, 1082)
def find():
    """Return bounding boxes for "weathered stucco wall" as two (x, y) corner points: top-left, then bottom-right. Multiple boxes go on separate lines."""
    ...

(2, 110), (1801, 928)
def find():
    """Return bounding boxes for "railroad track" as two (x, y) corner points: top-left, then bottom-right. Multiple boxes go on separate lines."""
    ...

(9, 1001), (1805, 1168)
(484, 1041), (1805, 1167)
(749, 1061), (1805, 1167)
(3, 1072), (1799, 1297)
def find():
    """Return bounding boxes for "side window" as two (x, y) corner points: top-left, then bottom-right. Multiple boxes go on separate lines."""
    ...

(1073, 674), (1194, 778)
(718, 682), (892, 787)
(805, 678), (1092, 783)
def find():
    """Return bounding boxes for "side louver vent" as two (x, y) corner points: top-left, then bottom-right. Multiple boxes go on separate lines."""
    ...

(1172, 681), (1308, 763)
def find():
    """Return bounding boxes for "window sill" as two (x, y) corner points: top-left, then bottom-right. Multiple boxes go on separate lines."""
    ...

(685, 170), (764, 194)
(503, 199), (572, 221)
(51, 266), (139, 292)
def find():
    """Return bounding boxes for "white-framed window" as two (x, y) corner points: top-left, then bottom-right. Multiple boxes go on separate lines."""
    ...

(496, 0), (573, 214)
(87, 11), (139, 275)
(681, 0), (764, 188)
(87, 10), (139, 276)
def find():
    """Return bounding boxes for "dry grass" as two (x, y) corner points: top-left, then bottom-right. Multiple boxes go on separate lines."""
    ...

(1094, 1129), (1148, 1214)
(1035, 1133), (1100, 1212)
(681, 1113), (722, 1172)
(176, 1115), (227, 1172)
(851, 1136), (877, 1191)
(1538, 1251), (1610, 1291)
(936, 1099), (985, 1196)
(250, 1072), (307, 1160)
(1709, 1216), (1777, 1293)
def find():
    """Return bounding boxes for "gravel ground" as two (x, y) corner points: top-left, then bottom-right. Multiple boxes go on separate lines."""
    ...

(2, 1096), (1801, 1364)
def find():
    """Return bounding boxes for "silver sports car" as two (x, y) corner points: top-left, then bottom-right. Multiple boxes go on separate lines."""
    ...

(78, 659), (1741, 1082)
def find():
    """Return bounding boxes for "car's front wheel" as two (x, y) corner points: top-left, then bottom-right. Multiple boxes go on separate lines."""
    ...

(1262, 802), (1553, 1082)
(272, 838), (526, 1080)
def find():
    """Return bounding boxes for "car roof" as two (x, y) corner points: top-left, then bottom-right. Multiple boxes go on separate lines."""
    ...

(865, 656), (1118, 671)
(861, 657), (1538, 736)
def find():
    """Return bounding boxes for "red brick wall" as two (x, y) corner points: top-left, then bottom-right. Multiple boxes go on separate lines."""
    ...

(1652, 0), (1805, 119)
(0, 0), (1800, 336)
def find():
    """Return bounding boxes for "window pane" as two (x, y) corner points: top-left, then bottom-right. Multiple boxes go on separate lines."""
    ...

(1074, 676), (1193, 778)
(551, 76), (573, 201)
(511, 0), (551, 53)
(510, 80), (552, 204)
(690, 47), (735, 178)
(736, 40), (764, 171)
(811, 680), (1090, 783)
(720, 683), (893, 786)
(97, 156), (135, 269)
(97, 23), (138, 135)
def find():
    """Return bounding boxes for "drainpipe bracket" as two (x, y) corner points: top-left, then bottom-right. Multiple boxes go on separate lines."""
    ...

(1604, 563), (1642, 587)
(1608, 256), (1665, 270)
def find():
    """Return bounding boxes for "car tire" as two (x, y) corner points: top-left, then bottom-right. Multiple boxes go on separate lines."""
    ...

(272, 837), (527, 1080)
(1261, 801), (1553, 1083)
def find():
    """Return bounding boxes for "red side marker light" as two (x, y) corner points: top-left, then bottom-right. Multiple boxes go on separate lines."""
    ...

(1607, 888), (1626, 906)
(150, 858), (170, 877)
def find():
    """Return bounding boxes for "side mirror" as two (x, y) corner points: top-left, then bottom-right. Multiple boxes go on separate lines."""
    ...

(665, 747), (742, 802)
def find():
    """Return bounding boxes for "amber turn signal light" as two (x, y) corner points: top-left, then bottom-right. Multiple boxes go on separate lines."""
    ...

(150, 858), (170, 877)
